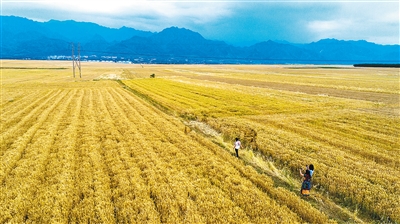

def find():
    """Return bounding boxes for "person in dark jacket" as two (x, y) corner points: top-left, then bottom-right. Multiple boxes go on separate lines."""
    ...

(300, 166), (312, 196)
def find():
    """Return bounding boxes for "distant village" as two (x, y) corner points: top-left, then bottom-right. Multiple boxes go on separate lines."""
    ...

(45, 54), (229, 64)
(46, 55), (155, 64)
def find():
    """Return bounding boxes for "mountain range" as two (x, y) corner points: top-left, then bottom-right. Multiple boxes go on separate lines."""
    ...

(1, 15), (399, 64)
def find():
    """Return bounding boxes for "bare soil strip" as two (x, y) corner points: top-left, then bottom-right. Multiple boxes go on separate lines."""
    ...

(191, 75), (399, 104)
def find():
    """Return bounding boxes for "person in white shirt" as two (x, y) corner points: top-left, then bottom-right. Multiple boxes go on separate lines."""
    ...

(233, 138), (241, 158)
(308, 164), (314, 177)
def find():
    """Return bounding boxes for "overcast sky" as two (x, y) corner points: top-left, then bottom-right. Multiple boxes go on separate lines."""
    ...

(1, 0), (399, 46)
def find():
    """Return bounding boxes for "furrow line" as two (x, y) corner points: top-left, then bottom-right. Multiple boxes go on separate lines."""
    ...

(0, 88), (40, 117)
(95, 88), (160, 223)
(29, 89), (84, 222)
(1, 89), (55, 130)
(71, 88), (115, 223)
(0, 89), (69, 184)
(0, 89), (75, 222)
(0, 89), (63, 155)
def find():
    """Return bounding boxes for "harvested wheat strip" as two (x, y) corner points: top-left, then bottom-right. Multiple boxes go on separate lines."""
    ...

(70, 88), (115, 223)
(102, 89), (184, 222)
(0, 89), (56, 130)
(0, 88), (42, 117)
(0, 90), (69, 183)
(28, 89), (84, 222)
(109, 86), (212, 219)
(96, 88), (160, 222)
(133, 145), (252, 223)
(0, 89), (76, 223)
(69, 88), (102, 223)
(0, 89), (62, 155)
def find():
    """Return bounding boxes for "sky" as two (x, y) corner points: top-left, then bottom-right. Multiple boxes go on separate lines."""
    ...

(1, 0), (399, 46)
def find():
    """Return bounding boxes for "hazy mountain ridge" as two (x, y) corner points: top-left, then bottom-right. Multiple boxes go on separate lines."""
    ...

(1, 16), (399, 64)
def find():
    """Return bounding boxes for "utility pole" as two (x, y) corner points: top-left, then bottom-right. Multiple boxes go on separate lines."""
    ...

(72, 43), (74, 78)
(72, 43), (81, 78)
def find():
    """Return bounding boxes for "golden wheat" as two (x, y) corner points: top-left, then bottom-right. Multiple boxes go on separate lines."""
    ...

(122, 65), (399, 222)
(1, 61), (334, 223)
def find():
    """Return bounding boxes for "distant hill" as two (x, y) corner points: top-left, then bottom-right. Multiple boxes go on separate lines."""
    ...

(300, 39), (399, 63)
(43, 19), (153, 43)
(1, 16), (152, 59)
(1, 15), (399, 64)
(244, 40), (321, 63)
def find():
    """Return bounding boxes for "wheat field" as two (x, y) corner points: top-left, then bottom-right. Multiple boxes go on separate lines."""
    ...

(1, 60), (399, 223)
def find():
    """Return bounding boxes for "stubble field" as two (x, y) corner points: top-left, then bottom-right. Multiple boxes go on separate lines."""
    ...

(1, 60), (399, 223)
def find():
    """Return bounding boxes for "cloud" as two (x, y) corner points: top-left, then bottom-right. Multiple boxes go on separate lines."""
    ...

(1, 1), (231, 30)
(1, 0), (399, 45)
(198, 2), (342, 45)
(305, 2), (399, 44)
(307, 20), (353, 38)
(209, 1), (399, 45)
